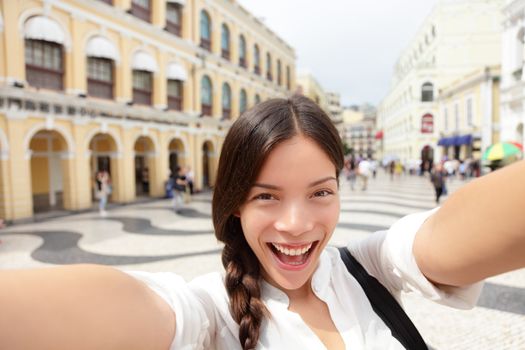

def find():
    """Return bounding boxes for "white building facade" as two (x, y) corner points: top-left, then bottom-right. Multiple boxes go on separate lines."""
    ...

(501, 0), (525, 145)
(378, 0), (505, 171)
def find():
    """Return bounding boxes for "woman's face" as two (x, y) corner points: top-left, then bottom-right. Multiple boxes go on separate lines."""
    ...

(238, 135), (340, 292)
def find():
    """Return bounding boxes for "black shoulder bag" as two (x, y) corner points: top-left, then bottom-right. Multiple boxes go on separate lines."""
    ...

(338, 247), (428, 350)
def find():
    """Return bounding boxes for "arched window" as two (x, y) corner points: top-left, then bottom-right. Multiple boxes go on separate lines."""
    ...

(24, 16), (66, 91)
(200, 10), (211, 51)
(254, 44), (260, 75)
(86, 36), (118, 99)
(201, 75), (213, 116)
(277, 60), (282, 86)
(266, 52), (272, 81)
(240, 88), (247, 114)
(239, 35), (247, 68)
(167, 62), (187, 111)
(421, 82), (434, 102)
(168, 79), (183, 111)
(221, 23), (230, 60)
(255, 94), (261, 104)
(131, 51), (157, 106)
(222, 82), (232, 119)
(166, 2), (182, 37)
(421, 113), (434, 134)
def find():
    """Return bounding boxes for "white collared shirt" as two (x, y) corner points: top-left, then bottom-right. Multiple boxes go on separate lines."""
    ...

(128, 210), (483, 350)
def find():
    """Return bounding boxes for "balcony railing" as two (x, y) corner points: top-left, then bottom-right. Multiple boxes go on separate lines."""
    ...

(201, 103), (212, 116)
(168, 96), (183, 111)
(165, 21), (181, 37)
(130, 3), (151, 22)
(133, 88), (152, 106)
(0, 85), (229, 127)
(88, 79), (113, 100)
(221, 49), (230, 60)
(26, 65), (64, 91)
(200, 38), (211, 51)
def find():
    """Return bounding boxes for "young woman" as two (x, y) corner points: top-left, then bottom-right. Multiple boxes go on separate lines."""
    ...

(1, 96), (525, 350)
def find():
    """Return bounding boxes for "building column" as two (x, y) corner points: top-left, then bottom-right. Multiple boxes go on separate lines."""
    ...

(153, 51), (167, 109)
(67, 15), (87, 95)
(118, 129), (137, 202)
(4, 119), (33, 220)
(3, 1), (24, 84)
(116, 36), (132, 103)
(70, 124), (93, 210)
(152, 0), (166, 28)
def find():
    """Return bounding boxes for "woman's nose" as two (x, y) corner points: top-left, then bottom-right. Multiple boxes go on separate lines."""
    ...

(273, 202), (314, 235)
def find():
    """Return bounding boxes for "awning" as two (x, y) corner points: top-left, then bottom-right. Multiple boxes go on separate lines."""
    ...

(375, 130), (383, 140)
(167, 62), (188, 81)
(132, 51), (158, 72)
(438, 134), (473, 146)
(167, 0), (186, 4)
(24, 16), (65, 44)
(86, 36), (119, 61)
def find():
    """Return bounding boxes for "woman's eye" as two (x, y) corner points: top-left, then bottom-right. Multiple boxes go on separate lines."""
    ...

(254, 193), (274, 201)
(314, 190), (333, 197)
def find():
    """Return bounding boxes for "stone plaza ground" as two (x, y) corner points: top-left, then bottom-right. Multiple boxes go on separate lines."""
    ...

(1, 171), (524, 349)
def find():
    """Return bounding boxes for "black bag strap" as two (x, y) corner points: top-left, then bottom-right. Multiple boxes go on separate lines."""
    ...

(338, 247), (428, 350)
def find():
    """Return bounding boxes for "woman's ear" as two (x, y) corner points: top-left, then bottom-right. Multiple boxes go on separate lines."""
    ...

(233, 211), (240, 218)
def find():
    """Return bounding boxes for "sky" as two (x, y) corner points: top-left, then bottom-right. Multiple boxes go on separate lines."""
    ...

(237, 0), (440, 107)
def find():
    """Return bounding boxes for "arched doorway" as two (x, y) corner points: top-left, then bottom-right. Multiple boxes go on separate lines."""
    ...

(29, 130), (69, 213)
(168, 138), (185, 177)
(134, 136), (155, 197)
(420, 145), (434, 174)
(202, 141), (214, 189)
(89, 133), (118, 202)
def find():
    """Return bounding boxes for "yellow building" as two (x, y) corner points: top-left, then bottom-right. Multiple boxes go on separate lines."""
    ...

(342, 105), (377, 158)
(296, 72), (328, 112)
(0, 0), (296, 221)
(437, 66), (501, 161)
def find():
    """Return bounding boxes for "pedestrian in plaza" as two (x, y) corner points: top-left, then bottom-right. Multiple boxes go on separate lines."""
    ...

(95, 170), (111, 216)
(357, 157), (371, 190)
(430, 163), (447, 204)
(171, 166), (187, 212)
(2, 95), (525, 350)
(142, 167), (149, 194)
(185, 166), (195, 195)
(344, 155), (357, 190)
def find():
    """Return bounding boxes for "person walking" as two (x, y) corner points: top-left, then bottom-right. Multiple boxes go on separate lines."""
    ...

(96, 170), (111, 216)
(171, 166), (187, 212)
(185, 166), (194, 195)
(430, 164), (447, 204)
(344, 156), (357, 190)
(358, 158), (371, 190)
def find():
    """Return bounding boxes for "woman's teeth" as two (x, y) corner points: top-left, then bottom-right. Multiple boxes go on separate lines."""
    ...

(271, 242), (313, 256)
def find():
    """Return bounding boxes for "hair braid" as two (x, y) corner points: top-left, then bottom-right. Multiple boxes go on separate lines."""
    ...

(222, 221), (268, 350)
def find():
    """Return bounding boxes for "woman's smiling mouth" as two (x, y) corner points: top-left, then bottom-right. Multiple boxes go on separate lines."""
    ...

(268, 241), (320, 270)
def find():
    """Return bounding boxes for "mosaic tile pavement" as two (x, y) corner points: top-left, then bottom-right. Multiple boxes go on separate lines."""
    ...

(1, 171), (524, 349)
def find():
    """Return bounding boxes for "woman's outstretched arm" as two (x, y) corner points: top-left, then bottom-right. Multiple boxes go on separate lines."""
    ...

(0, 264), (175, 350)
(414, 160), (525, 287)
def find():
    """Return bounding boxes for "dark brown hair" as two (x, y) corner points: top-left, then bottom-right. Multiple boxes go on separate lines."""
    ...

(212, 95), (344, 349)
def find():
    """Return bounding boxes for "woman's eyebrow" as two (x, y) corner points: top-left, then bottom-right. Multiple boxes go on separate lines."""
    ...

(253, 176), (337, 190)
